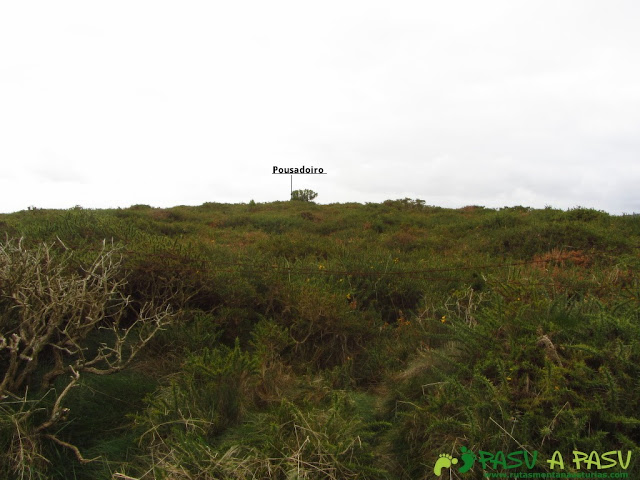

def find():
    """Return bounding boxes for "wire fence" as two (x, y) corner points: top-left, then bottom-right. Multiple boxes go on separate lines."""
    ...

(64, 242), (637, 292)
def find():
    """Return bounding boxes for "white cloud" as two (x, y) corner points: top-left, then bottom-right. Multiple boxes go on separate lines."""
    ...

(0, 0), (639, 213)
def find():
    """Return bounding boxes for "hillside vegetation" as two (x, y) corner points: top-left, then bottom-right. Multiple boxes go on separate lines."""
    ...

(1, 200), (639, 479)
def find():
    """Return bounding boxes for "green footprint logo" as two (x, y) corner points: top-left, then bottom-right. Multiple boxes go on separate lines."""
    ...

(458, 446), (476, 473)
(433, 453), (458, 476)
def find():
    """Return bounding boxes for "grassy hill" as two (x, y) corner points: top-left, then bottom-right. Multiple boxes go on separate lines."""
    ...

(1, 200), (639, 479)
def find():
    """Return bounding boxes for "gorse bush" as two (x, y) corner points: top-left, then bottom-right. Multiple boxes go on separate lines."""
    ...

(384, 276), (640, 477)
(139, 340), (259, 446)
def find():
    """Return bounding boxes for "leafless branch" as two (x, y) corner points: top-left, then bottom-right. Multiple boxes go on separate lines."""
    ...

(0, 237), (179, 473)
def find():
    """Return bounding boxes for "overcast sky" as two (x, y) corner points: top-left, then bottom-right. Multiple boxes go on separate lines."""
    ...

(1, 1), (639, 214)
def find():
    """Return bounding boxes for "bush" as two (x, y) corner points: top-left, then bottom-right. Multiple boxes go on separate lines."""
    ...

(291, 189), (318, 202)
(383, 279), (640, 477)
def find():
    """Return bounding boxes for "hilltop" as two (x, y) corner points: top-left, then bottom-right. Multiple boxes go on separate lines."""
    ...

(0, 200), (639, 478)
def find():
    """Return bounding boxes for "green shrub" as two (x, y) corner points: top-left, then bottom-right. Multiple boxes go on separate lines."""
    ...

(291, 189), (318, 202)
(383, 279), (640, 476)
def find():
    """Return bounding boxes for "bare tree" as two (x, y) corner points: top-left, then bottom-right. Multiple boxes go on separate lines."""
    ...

(0, 238), (176, 475)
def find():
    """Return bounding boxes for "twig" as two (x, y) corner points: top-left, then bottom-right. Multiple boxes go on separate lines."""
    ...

(43, 434), (100, 464)
(489, 416), (532, 457)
